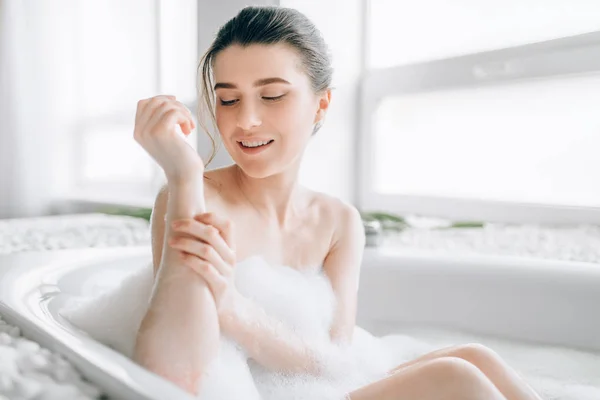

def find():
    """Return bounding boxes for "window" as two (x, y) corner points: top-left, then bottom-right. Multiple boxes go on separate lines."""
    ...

(67, 0), (198, 205)
(360, 0), (600, 223)
(368, 0), (600, 69)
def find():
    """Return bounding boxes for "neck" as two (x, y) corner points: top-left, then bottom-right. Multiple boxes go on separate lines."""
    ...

(233, 163), (304, 228)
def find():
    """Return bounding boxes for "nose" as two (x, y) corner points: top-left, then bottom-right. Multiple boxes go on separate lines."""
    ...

(236, 100), (262, 131)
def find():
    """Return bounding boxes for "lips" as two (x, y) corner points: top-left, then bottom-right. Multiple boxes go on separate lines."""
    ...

(237, 139), (274, 155)
(238, 139), (274, 148)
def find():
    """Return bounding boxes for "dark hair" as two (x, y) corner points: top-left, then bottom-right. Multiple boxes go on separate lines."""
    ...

(197, 6), (333, 167)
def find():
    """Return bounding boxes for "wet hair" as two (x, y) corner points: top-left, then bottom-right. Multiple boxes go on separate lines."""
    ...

(197, 6), (333, 167)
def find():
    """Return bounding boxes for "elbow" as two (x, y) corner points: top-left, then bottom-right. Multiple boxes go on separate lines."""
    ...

(329, 326), (353, 347)
(133, 349), (203, 396)
(133, 326), (203, 396)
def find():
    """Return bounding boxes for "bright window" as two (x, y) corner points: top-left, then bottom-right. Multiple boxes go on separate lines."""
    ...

(362, 0), (600, 221)
(373, 73), (600, 207)
(369, 0), (600, 68)
(73, 0), (198, 195)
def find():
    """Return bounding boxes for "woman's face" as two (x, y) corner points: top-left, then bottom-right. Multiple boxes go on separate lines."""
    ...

(213, 43), (329, 178)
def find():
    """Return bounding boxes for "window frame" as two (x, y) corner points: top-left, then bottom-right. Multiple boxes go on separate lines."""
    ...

(357, 7), (600, 224)
(70, 0), (198, 207)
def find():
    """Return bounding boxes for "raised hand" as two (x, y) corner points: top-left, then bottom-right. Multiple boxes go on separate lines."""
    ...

(133, 95), (204, 183)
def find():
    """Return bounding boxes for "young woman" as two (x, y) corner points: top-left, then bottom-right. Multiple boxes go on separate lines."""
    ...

(131, 6), (543, 400)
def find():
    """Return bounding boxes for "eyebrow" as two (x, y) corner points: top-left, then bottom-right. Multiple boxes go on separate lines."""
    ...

(214, 77), (291, 90)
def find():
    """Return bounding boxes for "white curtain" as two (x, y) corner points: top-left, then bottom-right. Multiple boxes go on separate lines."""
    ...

(0, 1), (69, 219)
(0, 0), (203, 219)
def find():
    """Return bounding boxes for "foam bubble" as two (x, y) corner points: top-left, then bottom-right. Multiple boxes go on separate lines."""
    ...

(62, 256), (600, 399)
(62, 257), (400, 399)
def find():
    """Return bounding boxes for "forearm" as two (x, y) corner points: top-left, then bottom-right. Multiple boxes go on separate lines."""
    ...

(134, 174), (219, 391)
(223, 297), (329, 376)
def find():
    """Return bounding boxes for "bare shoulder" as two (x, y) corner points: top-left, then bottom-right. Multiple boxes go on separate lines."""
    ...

(308, 191), (365, 300)
(307, 191), (365, 251)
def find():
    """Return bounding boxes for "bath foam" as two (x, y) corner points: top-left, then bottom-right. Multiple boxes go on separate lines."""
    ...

(61, 256), (600, 400)
(61, 256), (399, 399)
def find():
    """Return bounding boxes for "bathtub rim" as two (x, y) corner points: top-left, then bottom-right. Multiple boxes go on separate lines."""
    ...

(0, 246), (196, 400)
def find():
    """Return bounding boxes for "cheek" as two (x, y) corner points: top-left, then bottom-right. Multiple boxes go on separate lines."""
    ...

(215, 107), (233, 134)
(271, 96), (315, 135)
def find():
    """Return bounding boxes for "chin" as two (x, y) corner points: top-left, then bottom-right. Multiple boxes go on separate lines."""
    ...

(235, 161), (280, 179)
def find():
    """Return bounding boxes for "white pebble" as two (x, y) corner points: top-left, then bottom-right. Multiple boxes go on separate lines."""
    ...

(0, 345), (18, 359)
(49, 353), (71, 368)
(8, 326), (20, 337)
(0, 333), (12, 345)
(17, 353), (50, 372)
(11, 376), (43, 400)
(16, 340), (40, 353)
(51, 366), (80, 383)
(0, 346), (19, 375)
(39, 348), (52, 358)
(73, 380), (101, 398)
(0, 375), (14, 392)
(36, 382), (82, 400)
(21, 371), (55, 385)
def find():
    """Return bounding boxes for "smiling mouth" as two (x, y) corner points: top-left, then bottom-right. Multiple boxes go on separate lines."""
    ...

(238, 139), (275, 148)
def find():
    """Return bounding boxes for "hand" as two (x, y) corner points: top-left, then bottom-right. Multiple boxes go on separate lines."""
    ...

(133, 94), (204, 183)
(167, 212), (243, 328)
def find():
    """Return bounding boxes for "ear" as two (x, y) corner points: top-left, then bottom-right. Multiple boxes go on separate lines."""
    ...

(314, 89), (332, 124)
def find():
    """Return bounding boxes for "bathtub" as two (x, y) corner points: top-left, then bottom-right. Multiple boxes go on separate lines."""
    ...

(0, 246), (599, 399)
(0, 246), (194, 400)
(357, 247), (600, 352)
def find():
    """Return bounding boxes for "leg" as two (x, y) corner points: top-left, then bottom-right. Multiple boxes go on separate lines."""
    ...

(348, 356), (506, 400)
(388, 343), (542, 400)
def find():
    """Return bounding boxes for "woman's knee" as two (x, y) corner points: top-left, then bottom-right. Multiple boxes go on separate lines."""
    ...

(455, 343), (502, 368)
(423, 357), (505, 400)
(425, 356), (482, 380)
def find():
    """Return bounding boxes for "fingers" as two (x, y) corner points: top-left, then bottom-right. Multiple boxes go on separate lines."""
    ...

(167, 102), (196, 134)
(138, 95), (174, 125)
(194, 213), (236, 253)
(163, 108), (193, 136)
(136, 95), (195, 137)
(170, 218), (235, 265)
(168, 235), (233, 276)
(141, 94), (175, 116)
(170, 237), (232, 277)
(179, 254), (227, 295)
(147, 102), (185, 135)
(137, 96), (172, 136)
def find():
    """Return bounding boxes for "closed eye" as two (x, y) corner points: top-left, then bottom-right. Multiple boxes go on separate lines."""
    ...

(219, 94), (286, 106)
(219, 99), (238, 106)
(263, 94), (286, 102)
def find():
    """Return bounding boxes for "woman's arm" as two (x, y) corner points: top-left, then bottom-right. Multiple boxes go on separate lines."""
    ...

(133, 174), (220, 393)
(221, 203), (365, 374)
(222, 296), (327, 375)
(165, 211), (333, 377)
(322, 203), (365, 344)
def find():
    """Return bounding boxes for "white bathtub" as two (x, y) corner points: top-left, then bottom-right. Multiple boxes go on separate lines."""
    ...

(358, 247), (600, 352)
(0, 246), (599, 399)
(0, 246), (195, 400)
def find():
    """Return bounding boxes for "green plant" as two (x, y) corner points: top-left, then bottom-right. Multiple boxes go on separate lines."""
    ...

(360, 210), (484, 231)
(360, 211), (409, 232)
(446, 221), (485, 229)
(99, 206), (153, 222)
